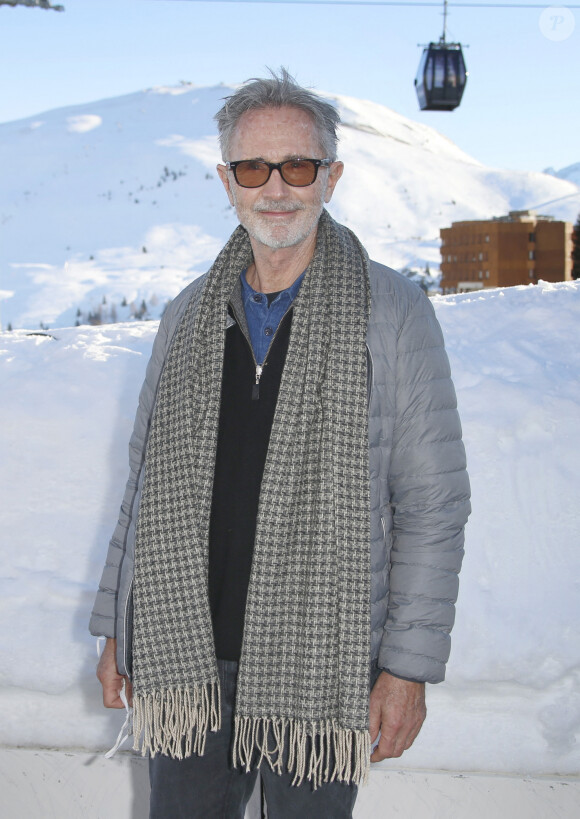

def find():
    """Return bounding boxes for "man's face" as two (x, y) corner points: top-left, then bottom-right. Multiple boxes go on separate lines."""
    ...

(217, 106), (343, 251)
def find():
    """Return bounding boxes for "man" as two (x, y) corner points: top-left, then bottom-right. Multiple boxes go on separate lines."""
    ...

(91, 69), (470, 818)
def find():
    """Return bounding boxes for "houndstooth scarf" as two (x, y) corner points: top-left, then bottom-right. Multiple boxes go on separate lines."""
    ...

(131, 210), (372, 787)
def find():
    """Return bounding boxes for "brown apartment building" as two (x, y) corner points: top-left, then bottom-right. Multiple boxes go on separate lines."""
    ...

(440, 210), (573, 294)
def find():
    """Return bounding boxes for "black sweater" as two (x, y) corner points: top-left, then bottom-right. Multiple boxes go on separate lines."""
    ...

(208, 310), (292, 660)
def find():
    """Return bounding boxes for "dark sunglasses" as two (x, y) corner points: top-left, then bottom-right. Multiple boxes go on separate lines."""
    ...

(226, 158), (332, 188)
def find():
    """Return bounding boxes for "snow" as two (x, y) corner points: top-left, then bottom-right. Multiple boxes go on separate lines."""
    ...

(1, 83), (578, 331)
(545, 162), (580, 188)
(66, 114), (103, 134)
(1, 749), (578, 819)
(0, 83), (579, 812)
(1, 279), (579, 781)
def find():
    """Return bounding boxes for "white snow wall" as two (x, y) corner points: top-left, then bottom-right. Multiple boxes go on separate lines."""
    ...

(0, 280), (579, 776)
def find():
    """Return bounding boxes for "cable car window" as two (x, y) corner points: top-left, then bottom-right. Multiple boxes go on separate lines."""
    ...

(426, 56), (433, 91)
(447, 55), (458, 88)
(434, 53), (445, 88)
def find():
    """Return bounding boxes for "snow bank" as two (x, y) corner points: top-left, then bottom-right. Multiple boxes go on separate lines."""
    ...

(0, 280), (579, 776)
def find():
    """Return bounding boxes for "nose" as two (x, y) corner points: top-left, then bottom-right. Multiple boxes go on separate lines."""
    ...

(261, 167), (289, 197)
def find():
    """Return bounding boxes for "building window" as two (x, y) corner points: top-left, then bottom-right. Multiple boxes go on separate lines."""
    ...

(479, 271), (483, 279)
(528, 232), (536, 242)
(529, 250), (535, 260)
(479, 252), (484, 261)
(485, 271), (490, 279)
(485, 235), (490, 242)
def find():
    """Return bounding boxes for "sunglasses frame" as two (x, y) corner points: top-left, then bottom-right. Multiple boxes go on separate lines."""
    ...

(226, 158), (332, 188)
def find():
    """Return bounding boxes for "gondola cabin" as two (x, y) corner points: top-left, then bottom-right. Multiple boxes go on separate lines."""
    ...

(415, 42), (467, 111)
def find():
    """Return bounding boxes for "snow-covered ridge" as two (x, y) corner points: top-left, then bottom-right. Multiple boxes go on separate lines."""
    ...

(331, 92), (482, 165)
(0, 83), (578, 330)
(545, 162), (580, 188)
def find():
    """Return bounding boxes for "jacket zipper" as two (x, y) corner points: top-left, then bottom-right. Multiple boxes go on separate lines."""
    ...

(366, 343), (373, 409)
(253, 364), (264, 400)
(229, 301), (293, 401)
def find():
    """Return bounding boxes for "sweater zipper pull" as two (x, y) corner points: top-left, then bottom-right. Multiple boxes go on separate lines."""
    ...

(252, 364), (263, 401)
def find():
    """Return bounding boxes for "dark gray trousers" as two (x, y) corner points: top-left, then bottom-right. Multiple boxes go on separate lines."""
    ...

(149, 660), (358, 819)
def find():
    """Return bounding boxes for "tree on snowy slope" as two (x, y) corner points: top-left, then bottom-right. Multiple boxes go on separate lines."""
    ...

(572, 213), (580, 281)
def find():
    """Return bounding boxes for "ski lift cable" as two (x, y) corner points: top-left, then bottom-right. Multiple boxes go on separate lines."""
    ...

(526, 192), (580, 211)
(156, 1), (580, 9)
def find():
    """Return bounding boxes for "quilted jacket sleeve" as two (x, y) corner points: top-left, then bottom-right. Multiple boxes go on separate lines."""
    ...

(378, 289), (471, 683)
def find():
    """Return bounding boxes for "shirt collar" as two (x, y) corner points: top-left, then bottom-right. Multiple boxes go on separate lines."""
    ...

(240, 268), (306, 307)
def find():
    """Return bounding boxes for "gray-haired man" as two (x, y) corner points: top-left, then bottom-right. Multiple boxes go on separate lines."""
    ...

(91, 69), (470, 818)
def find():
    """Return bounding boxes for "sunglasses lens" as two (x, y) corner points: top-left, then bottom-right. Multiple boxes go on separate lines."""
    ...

(280, 160), (317, 186)
(234, 161), (270, 188)
(232, 159), (322, 187)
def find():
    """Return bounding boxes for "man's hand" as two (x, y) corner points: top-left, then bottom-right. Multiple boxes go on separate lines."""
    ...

(369, 671), (426, 761)
(96, 637), (133, 709)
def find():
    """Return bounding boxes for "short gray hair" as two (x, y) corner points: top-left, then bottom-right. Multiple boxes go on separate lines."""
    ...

(214, 67), (341, 161)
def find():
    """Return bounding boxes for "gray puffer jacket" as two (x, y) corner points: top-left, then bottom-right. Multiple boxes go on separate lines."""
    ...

(90, 260), (470, 684)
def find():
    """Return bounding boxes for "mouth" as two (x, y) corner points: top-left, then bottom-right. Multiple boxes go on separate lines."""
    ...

(254, 202), (305, 216)
(258, 210), (298, 218)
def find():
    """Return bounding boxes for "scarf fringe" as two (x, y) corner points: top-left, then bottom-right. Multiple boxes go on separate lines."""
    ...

(132, 680), (221, 759)
(233, 715), (371, 789)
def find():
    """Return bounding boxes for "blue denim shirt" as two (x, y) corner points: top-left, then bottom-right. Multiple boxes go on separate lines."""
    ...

(240, 269), (305, 365)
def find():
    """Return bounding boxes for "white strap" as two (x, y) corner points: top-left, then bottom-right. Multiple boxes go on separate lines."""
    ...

(104, 679), (134, 759)
(96, 637), (134, 758)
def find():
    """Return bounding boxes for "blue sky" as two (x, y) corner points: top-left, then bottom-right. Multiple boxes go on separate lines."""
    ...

(0, 0), (578, 172)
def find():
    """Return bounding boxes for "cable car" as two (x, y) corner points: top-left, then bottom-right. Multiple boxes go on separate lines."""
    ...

(415, 41), (467, 111)
(415, 0), (468, 111)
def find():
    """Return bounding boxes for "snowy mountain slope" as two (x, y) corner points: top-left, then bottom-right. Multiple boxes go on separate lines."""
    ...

(545, 162), (580, 188)
(0, 83), (578, 330)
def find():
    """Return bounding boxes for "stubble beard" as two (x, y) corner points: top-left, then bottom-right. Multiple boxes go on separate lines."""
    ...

(231, 188), (326, 250)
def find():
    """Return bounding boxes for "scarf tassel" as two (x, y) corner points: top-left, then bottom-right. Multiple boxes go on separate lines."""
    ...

(233, 715), (371, 789)
(132, 680), (221, 759)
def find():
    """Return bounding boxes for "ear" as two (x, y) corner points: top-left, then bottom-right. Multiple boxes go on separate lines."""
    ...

(217, 164), (235, 206)
(323, 161), (344, 204)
